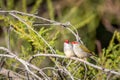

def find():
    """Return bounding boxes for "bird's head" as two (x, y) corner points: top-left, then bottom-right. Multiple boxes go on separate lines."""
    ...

(71, 41), (79, 44)
(71, 41), (80, 47)
(64, 39), (69, 44)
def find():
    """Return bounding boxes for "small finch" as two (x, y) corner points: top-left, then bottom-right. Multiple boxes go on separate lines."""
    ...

(72, 41), (93, 58)
(64, 40), (75, 58)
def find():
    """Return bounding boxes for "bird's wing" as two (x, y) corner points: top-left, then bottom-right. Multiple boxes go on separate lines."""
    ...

(79, 45), (91, 53)
(80, 44), (95, 56)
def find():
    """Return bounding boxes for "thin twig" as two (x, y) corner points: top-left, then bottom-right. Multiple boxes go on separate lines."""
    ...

(24, 53), (120, 76)
(72, 63), (81, 76)
(83, 63), (87, 80)
(63, 67), (74, 80)
(42, 67), (74, 80)
(106, 72), (112, 80)
(9, 13), (56, 55)
(0, 47), (120, 78)
(0, 10), (119, 79)
(0, 68), (26, 80)
(25, 71), (30, 80)
(66, 59), (72, 68)
(0, 47), (49, 80)
(0, 10), (70, 27)
(0, 10), (83, 43)
(9, 13), (61, 73)
(69, 24), (84, 44)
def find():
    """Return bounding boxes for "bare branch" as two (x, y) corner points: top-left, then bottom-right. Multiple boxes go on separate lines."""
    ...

(83, 63), (87, 80)
(29, 53), (120, 76)
(0, 10), (83, 43)
(63, 67), (74, 80)
(0, 68), (26, 80)
(0, 10), (119, 79)
(41, 67), (74, 80)
(9, 13), (56, 55)
(0, 54), (14, 58)
(0, 10), (70, 27)
(0, 47), (49, 80)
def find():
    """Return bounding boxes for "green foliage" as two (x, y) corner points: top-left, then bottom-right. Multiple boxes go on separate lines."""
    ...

(97, 31), (120, 79)
(47, 0), (55, 20)
(30, 0), (42, 13)
(0, 0), (120, 79)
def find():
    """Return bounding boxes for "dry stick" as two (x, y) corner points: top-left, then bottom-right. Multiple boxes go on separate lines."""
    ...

(66, 27), (78, 41)
(0, 10), (80, 68)
(8, 12), (71, 79)
(9, 13), (59, 67)
(42, 67), (72, 79)
(72, 63), (81, 76)
(0, 47), (49, 80)
(0, 10), (69, 26)
(70, 24), (84, 44)
(7, 71), (12, 80)
(29, 55), (75, 80)
(72, 61), (88, 79)
(0, 68), (26, 80)
(11, 10), (58, 23)
(65, 27), (80, 68)
(27, 12), (83, 70)
(62, 23), (84, 69)
(0, 54), (74, 79)
(41, 67), (74, 80)
(106, 72), (112, 80)
(0, 10), (58, 54)
(83, 63), (87, 80)
(41, 67), (61, 71)
(25, 71), (30, 80)
(21, 60), (43, 80)
(0, 54), (14, 58)
(9, 13), (56, 55)
(10, 64), (32, 79)
(1, 48), (120, 77)
(9, 13), (69, 79)
(25, 53), (120, 76)
(0, 10), (74, 35)
(68, 24), (94, 76)
(61, 58), (66, 65)
(33, 23), (76, 69)
(2, 10), (118, 78)
(63, 67), (74, 80)
(32, 23), (77, 69)
(9, 13), (57, 54)
(33, 23), (67, 26)
(0, 51), (43, 80)
(0, 10), (69, 53)
(0, 10), (78, 41)
(68, 21), (98, 77)
(4, 57), (42, 80)
(0, 10), (56, 23)
(66, 59), (73, 68)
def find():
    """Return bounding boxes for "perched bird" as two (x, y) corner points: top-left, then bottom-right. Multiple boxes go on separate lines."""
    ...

(72, 41), (93, 58)
(64, 40), (75, 58)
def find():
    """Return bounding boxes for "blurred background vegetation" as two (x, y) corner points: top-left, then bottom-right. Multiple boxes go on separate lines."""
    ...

(0, 0), (120, 79)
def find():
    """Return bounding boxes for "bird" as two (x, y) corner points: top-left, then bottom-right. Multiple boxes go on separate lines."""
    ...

(64, 40), (75, 58)
(72, 41), (93, 58)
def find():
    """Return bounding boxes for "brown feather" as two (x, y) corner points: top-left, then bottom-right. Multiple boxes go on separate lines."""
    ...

(79, 44), (93, 55)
